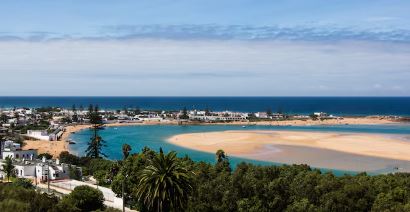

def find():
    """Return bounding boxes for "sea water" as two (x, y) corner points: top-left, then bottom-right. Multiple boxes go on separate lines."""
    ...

(1, 96), (410, 116)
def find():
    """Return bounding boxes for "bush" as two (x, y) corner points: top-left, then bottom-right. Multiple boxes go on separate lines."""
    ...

(61, 185), (105, 212)
(13, 178), (33, 189)
(38, 153), (53, 160)
(59, 151), (81, 165)
(0, 183), (58, 212)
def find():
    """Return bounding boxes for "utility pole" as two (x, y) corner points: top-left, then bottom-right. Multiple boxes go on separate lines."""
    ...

(47, 161), (50, 193)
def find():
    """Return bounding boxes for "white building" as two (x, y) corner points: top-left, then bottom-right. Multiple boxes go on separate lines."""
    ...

(27, 130), (50, 140)
(189, 111), (248, 122)
(0, 157), (81, 183)
(1, 140), (37, 160)
(133, 114), (163, 121)
(313, 112), (329, 117)
(254, 112), (268, 119)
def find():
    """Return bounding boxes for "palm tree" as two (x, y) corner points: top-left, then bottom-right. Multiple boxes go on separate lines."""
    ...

(122, 143), (132, 160)
(2, 156), (15, 182)
(135, 149), (194, 212)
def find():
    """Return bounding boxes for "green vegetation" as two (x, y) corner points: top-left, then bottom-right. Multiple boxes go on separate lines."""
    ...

(2, 156), (15, 182)
(121, 143), (131, 160)
(36, 107), (61, 113)
(179, 107), (189, 119)
(88, 104), (103, 126)
(13, 122), (49, 134)
(37, 153), (53, 160)
(59, 151), (81, 165)
(0, 182), (59, 212)
(60, 185), (105, 212)
(136, 149), (194, 212)
(0, 181), (119, 212)
(100, 148), (410, 211)
(71, 104), (79, 123)
(12, 178), (34, 189)
(86, 105), (106, 158)
(86, 128), (106, 158)
(56, 146), (410, 212)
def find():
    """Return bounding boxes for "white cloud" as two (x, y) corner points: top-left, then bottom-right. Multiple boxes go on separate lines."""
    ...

(0, 39), (409, 96)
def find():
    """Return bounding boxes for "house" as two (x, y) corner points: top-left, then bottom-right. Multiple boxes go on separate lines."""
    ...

(27, 130), (50, 140)
(313, 112), (329, 117)
(133, 114), (163, 122)
(189, 111), (248, 122)
(270, 113), (285, 120)
(0, 140), (38, 160)
(0, 156), (82, 183)
(255, 112), (268, 119)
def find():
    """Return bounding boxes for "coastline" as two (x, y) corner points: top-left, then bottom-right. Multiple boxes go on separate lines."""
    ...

(168, 130), (410, 172)
(22, 116), (403, 158)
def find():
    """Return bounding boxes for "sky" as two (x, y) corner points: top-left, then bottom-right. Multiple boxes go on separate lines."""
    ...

(0, 0), (409, 96)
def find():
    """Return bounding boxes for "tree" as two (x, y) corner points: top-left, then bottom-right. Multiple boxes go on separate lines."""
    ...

(61, 185), (104, 212)
(1, 113), (8, 123)
(59, 151), (80, 165)
(267, 108), (273, 116)
(68, 165), (82, 181)
(2, 156), (15, 182)
(309, 114), (319, 121)
(122, 143), (132, 160)
(0, 183), (59, 211)
(215, 149), (231, 173)
(88, 105), (103, 126)
(13, 178), (33, 189)
(85, 105), (106, 158)
(88, 104), (94, 118)
(72, 104), (79, 123)
(134, 107), (141, 115)
(179, 107), (189, 120)
(205, 107), (211, 116)
(85, 128), (106, 158)
(135, 149), (194, 212)
(37, 153), (53, 160)
(215, 149), (227, 163)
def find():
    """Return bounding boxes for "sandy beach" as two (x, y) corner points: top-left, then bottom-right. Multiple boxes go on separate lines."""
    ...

(168, 130), (410, 172)
(21, 116), (402, 159)
(21, 123), (162, 157)
(22, 125), (91, 158)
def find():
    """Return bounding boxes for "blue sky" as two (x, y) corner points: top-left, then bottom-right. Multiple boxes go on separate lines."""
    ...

(0, 0), (409, 96)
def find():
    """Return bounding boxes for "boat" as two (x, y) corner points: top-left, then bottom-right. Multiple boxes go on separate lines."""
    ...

(67, 139), (76, 144)
(242, 125), (246, 128)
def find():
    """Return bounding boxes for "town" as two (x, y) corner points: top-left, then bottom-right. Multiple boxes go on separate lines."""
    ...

(0, 105), (401, 211)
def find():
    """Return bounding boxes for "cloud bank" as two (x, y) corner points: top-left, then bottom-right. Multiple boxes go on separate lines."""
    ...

(0, 39), (409, 96)
(2, 25), (410, 43)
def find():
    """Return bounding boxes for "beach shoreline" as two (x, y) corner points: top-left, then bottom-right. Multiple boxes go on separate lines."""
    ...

(168, 130), (410, 172)
(21, 116), (405, 158)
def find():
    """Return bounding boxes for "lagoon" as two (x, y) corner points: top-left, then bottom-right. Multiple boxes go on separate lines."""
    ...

(69, 124), (410, 176)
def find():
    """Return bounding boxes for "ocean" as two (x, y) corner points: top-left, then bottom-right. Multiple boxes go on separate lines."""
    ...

(1, 96), (410, 116)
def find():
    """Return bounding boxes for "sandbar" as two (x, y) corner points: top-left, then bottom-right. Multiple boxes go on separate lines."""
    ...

(168, 130), (410, 172)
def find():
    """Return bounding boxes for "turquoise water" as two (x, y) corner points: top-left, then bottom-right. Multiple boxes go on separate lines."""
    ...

(69, 124), (410, 176)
